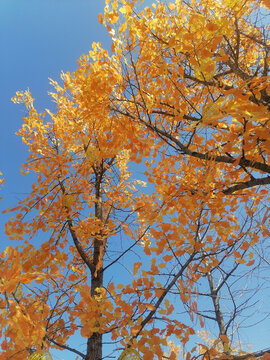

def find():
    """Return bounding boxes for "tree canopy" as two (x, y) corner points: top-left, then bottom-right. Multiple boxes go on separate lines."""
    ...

(1, 0), (270, 359)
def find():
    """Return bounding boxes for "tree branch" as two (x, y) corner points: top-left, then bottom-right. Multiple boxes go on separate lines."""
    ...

(224, 348), (270, 360)
(47, 337), (86, 359)
(223, 176), (270, 194)
(141, 121), (270, 175)
(133, 253), (196, 340)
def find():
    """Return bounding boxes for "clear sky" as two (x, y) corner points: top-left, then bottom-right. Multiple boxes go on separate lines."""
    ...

(0, 1), (269, 359)
(0, 0), (111, 216)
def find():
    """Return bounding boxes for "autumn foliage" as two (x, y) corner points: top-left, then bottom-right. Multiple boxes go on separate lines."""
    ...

(1, 0), (270, 359)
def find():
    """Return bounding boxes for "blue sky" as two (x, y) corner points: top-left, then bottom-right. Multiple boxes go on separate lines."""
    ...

(0, 1), (269, 359)
(0, 0), (111, 215)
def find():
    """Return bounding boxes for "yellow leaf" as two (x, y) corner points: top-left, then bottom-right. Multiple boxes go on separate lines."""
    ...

(108, 12), (119, 24)
(28, 351), (53, 360)
(85, 145), (100, 163)
(168, 3), (176, 10)
(120, 22), (128, 33)
(62, 194), (75, 208)
(235, 258), (246, 264)
(146, 303), (156, 311)
(158, 308), (167, 315)
(119, 349), (141, 360)
(194, 59), (216, 81)
(119, 7), (127, 14)
(158, 262), (166, 268)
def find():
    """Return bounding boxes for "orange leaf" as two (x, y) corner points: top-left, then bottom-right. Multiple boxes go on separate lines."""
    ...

(98, 13), (104, 24)
(133, 262), (142, 275)
(240, 241), (249, 250)
(220, 334), (229, 343)
(246, 260), (255, 266)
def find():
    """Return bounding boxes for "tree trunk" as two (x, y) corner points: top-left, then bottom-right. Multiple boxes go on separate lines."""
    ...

(86, 164), (104, 360)
(207, 270), (231, 354)
(86, 332), (102, 360)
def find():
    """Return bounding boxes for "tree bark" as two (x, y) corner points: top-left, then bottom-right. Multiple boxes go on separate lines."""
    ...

(207, 270), (231, 355)
(86, 164), (104, 360)
(86, 324), (102, 360)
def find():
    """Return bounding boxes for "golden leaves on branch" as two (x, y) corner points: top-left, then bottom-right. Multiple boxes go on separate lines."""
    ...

(84, 143), (100, 164)
(62, 194), (75, 208)
(194, 59), (216, 81)
(28, 351), (53, 360)
(119, 348), (141, 360)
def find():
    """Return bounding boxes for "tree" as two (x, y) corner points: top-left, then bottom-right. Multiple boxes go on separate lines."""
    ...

(1, 0), (270, 359)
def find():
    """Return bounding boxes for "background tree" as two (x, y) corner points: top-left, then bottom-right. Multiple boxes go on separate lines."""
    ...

(1, 0), (270, 360)
(189, 203), (269, 355)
